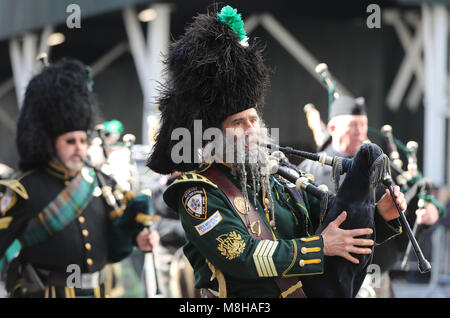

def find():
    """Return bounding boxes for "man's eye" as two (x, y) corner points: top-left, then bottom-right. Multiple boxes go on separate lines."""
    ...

(66, 139), (76, 145)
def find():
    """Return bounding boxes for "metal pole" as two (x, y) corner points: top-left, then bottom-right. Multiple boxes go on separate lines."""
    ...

(145, 3), (172, 145)
(422, 4), (448, 186)
(122, 5), (172, 146)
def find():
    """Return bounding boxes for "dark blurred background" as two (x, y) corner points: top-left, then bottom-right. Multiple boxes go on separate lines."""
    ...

(0, 0), (443, 177)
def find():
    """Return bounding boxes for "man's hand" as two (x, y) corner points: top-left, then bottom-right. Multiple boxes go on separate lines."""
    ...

(136, 228), (160, 252)
(416, 204), (439, 225)
(321, 211), (374, 264)
(377, 185), (407, 221)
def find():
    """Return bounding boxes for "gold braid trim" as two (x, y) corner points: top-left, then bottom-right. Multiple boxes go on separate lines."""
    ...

(170, 173), (218, 188)
(0, 179), (29, 200)
(205, 259), (227, 298)
(280, 280), (303, 298)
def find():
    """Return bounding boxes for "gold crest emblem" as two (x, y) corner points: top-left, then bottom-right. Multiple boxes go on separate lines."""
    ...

(233, 197), (248, 214)
(216, 231), (246, 260)
(250, 220), (261, 237)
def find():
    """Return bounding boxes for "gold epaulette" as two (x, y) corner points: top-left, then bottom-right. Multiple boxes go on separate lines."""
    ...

(169, 172), (217, 189)
(163, 165), (217, 208)
(0, 179), (29, 200)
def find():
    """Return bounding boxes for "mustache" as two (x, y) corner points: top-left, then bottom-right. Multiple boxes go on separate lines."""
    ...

(70, 153), (84, 160)
(201, 132), (274, 165)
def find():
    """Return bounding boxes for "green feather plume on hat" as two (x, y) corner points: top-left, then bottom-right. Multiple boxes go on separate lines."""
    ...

(217, 5), (247, 41)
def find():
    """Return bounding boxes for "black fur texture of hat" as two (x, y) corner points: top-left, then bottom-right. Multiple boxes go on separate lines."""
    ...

(16, 58), (98, 171)
(147, 5), (270, 174)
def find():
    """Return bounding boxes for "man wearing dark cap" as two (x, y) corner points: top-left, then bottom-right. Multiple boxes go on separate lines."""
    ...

(147, 5), (407, 298)
(300, 95), (444, 297)
(299, 96), (368, 189)
(0, 58), (159, 298)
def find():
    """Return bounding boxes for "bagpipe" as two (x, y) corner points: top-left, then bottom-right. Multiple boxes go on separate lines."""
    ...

(315, 63), (342, 108)
(93, 124), (139, 192)
(379, 125), (438, 271)
(87, 124), (163, 295)
(302, 63), (342, 151)
(302, 61), (436, 275)
(87, 124), (138, 220)
(265, 141), (431, 297)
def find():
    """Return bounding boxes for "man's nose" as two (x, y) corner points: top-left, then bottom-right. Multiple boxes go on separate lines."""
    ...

(354, 126), (364, 135)
(243, 119), (257, 131)
(74, 140), (85, 151)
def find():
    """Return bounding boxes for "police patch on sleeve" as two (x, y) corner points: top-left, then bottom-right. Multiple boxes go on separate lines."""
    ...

(1, 189), (17, 216)
(195, 210), (222, 236)
(182, 187), (207, 219)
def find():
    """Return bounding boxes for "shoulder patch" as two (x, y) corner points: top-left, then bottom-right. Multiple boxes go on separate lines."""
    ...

(0, 179), (29, 200)
(195, 210), (223, 236)
(163, 172), (217, 212)
(1, 189), (17, 216)
(182, 187), (208, 219)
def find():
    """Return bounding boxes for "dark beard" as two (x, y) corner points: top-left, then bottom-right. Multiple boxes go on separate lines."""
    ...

(201, 127), (276, 223)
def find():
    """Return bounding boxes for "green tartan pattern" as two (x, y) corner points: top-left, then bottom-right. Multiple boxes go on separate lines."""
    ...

(19, 172), (97, 247)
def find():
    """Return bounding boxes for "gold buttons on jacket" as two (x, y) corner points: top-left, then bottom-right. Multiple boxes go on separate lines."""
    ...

(86, 258), (94, 266)
(300, 236), (320, 242)
(85, 243), (92, 251)
(264, 198), (270, 205)
(299, 259), (305, 267)
(82, 229), (89, 237)
(78, 216), (85, 224)
(301, 247), (307, 254)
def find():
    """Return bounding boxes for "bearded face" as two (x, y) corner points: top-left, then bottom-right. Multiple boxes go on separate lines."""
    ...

(201, 108), (277, 222)
(52, 131), (88, 177)
(202, 108), (276, 176)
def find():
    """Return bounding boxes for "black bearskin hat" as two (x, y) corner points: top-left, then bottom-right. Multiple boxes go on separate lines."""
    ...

(147, 4), (270, 174)
(16, 58), (98, 171)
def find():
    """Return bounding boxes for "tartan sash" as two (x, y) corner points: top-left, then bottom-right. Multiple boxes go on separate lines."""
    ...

(19, 169), (98, 247)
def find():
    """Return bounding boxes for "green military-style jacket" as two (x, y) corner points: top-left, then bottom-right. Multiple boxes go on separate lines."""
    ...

(164, 163), (401, 298)
(0, 163), (150, 297)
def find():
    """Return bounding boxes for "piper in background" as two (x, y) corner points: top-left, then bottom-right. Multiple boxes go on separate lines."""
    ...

(0, 58), (159, 298)
(299, 95), (445, 297)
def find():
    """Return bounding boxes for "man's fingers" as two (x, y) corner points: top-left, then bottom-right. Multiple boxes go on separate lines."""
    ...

(416, 208), (426, 224)
(392, 186), (406, 211)
(342, 253), (360, 264)
(332, 211), (347, 227)
(351, 238), (374, 246)
(347, 228), (373, 237)
(347, 246), (372, 255)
